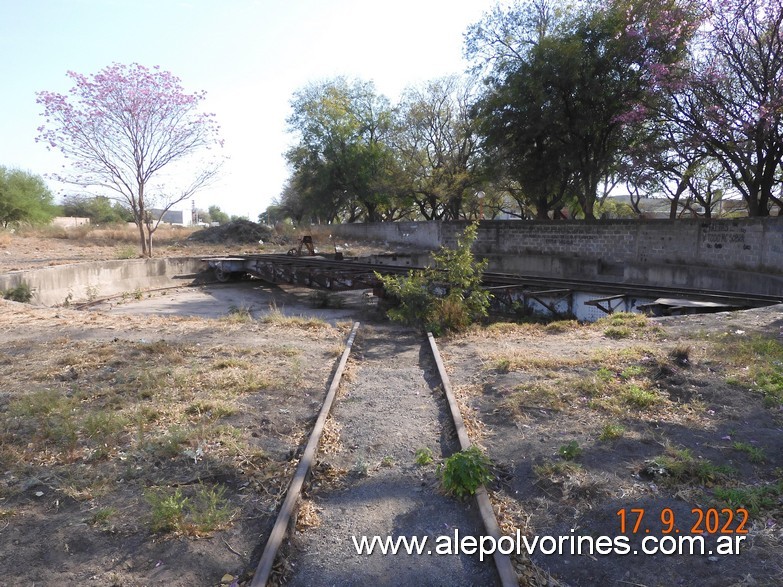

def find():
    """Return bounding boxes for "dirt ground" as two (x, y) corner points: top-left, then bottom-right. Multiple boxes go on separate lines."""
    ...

(284, 325), (497, 586)
(1, 229), (782, 586)
(441, 309), (783, 587)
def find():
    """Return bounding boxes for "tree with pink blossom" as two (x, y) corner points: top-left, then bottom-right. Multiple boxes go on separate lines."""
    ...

(669, 0), (783, 216)
(467, 0), (699, 219)
(37, 63), (222, 256)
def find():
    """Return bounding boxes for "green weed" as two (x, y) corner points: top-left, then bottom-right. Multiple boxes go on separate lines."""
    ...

(438, 446), (493, 498)
(415, 447), (434, 466)
(713, 480), (783, 517)
(89, 507), (116, 526)
(731, 441), (766, 464)
(644, 447), (734, 486)
(603, 326), (632, 339)
(622, 384), (661, 409)
(146, 487), (188, 533)
(558, 440), (582, 460)
(599, 423), (625, 441)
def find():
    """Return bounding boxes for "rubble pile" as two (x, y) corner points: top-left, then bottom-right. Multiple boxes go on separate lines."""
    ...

(187, 219), (275, 244)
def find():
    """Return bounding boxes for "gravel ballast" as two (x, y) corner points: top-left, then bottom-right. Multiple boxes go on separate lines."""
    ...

(285, 325), (498, 586)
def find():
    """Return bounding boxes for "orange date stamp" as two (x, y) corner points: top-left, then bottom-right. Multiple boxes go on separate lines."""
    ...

(617, 507), (749, 535)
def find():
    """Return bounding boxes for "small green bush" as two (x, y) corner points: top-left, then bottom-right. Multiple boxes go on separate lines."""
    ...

(558, 440), (582, 460)
(146, 487), (189, 533)
(438, 445), (493, 498)
(2, 282), (33, 303)
(377, 223), (490, 336)
(414, 447), (434, 466)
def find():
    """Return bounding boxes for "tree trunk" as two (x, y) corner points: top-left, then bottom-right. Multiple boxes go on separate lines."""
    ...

(136, 183), (149, 257)
(136, 220), (148, 257)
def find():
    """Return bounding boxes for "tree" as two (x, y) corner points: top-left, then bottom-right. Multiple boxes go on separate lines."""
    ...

(0, 166), (56, 228)
(668, 0), (783, 216)
(286, 78), (401, 223)
(468, 0), (698, 219)
(37, 63), (222, 256)
(377, 223), (490, 335)
(207, 205), (230, 225)
(394, 76), (483, 220)
(61, 194), (133, 224)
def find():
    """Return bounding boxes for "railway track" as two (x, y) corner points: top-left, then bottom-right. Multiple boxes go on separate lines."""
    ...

(248, 323), (515, 587)
(204, 254), (782, 310)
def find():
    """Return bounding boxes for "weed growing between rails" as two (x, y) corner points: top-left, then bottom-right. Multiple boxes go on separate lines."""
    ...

(438, 445), (494, 498)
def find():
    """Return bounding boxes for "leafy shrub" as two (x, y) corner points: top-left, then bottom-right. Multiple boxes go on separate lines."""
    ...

(377, 223), (490, 335)
(414, 447), (434, 466)
(438, 445), (493, 498)
(558, 440), (583, 460)
(2, 282), (33, 303)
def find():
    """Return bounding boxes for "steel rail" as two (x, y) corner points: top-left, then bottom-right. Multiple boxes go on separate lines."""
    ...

(205, 254), (782, 307)
(428, 332), (518, 587)
(250, 322), (360, 587)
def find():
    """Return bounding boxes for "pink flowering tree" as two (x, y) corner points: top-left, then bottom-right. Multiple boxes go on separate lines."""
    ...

(37, 63), (222, 256)
(669, 0), (783, 216)
(467, 0), (698, 219)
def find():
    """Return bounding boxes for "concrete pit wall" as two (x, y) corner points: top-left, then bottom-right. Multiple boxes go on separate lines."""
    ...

(332, 221), (442, 250)
(0, 258), (207, 306)
(333, 218), (783, 297)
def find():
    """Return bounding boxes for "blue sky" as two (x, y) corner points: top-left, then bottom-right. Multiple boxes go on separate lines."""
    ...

(1, 0), (498, 219)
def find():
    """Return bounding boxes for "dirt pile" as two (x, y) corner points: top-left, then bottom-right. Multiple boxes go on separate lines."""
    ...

(187, 219), (274, 244)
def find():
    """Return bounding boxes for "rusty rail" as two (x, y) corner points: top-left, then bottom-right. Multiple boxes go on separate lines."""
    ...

(427, 332), (519, 587)
(250, 322), (360, 587)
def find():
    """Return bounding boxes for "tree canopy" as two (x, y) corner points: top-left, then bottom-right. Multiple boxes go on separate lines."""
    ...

(276, 0), (782, 222)
(60, 194), (133, 224)
(469, 0), (698, 219)
(0, 167), (56, 228)
(37, 63), (222, 255)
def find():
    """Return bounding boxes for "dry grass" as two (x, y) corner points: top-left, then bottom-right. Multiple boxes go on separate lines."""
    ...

(0, 335), (313, 534)
(15, 223), (200, 245)
(295, 499), (322, 530)
(319, 417), (342, 455)
(485, 351), (588, 372)
(452, 383), (489, 442)
(261, 303), (329, 330)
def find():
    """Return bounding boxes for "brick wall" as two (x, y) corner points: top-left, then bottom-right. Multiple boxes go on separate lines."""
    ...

(439, 218), (782, 273)
(332, 218), (783, 296)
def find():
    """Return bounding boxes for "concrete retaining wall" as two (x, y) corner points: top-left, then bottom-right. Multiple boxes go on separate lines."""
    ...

(0, 258), (207, 306)
(331, 221), (442, 249)
(332, 218), (783, 297)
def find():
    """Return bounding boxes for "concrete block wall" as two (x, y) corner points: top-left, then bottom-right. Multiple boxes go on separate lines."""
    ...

(332, 218), (783, 297)
(329, 221), (442, 249)
(440, 218), (783, 271)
